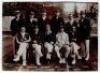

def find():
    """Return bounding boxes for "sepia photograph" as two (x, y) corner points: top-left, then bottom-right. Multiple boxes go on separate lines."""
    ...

(2, 2), (98, 71)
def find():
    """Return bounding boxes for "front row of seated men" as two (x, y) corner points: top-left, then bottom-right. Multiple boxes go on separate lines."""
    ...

(13, 24), (82, 66)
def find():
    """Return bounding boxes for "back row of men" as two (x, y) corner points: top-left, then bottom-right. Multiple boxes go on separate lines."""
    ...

(11, 10), (91, 66)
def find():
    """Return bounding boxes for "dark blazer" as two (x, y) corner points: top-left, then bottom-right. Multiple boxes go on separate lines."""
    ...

(32, 33), (42, 44)
(38, 16), (49, 33)
(16, 32), (30, 42)
(26, 17), (38, 36)
(78, 17), (91, 40)
(10, 18), (22, 36)
(50, 16), (64, 34)
(44, 32), (56, 43)
(65, 20), (78, 42)
(70, 29), (78, 42)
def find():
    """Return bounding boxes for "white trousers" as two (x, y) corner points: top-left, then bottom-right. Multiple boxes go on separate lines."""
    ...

(55, 44), (70, 60)
(44, 42), (53, 59)
(17, 43), (28, 61)
(32, 44), (42, 64)
(70, 42), (81, 59)
(80, 39), (90, 59)
(85, 40), (90, 59)
(70, 42), (80, 53)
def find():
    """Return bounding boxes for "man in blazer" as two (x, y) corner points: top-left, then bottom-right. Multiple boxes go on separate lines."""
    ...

(50, 10), (64, 34)
(78, 12), (91, 61)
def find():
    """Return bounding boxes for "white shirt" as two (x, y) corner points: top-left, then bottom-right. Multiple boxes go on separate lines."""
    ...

(56, 31), (69, 46)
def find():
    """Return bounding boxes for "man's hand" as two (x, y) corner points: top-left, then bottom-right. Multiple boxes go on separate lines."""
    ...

(33, 40), (37, 44)
(50, 41), (54, 44)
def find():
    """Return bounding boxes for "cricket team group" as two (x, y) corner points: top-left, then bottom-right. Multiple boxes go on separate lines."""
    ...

(10, 10), (91, 66)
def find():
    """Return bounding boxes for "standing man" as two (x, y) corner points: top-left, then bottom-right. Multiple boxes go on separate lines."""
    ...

(78, 12), (91, 61)
(10, 10), (22, 57)
(54, 26), (70, 64)
(51, 10), (64, 34)
(38, 11), (49, 35)
(65, 14), (77, 41)
(27, 11), (38, 37)
(10, 10), (22, 36)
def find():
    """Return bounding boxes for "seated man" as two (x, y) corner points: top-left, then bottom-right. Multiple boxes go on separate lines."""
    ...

(54, 26), (70, 64)
(13, 26), (31, 66)
(32, 26), (43, 66)
(44, 24), (55, 63)
(70, 26), (81, 65)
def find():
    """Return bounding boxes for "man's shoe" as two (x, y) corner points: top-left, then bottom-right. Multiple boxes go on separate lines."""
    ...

(22, 61), (26, 66)
(77, 56), (82, 59)
(59, 59), (63, 64)
(85, 56), (89, 61)
(36, 62), (41, 66)
(62, 58), (66, 63)
(72, 59), (76, 65)
(13, 57), (20, 62)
